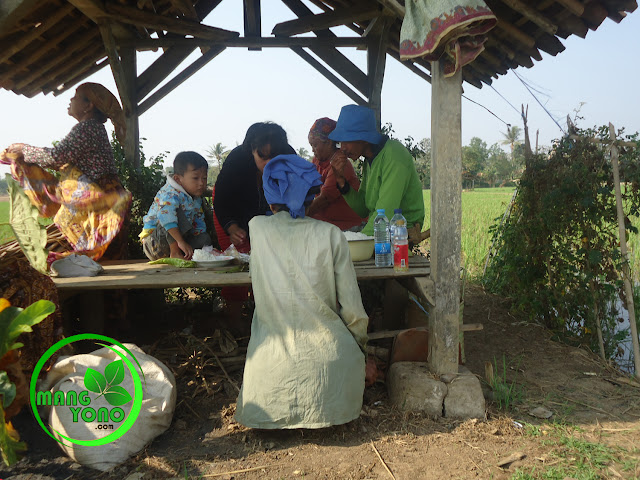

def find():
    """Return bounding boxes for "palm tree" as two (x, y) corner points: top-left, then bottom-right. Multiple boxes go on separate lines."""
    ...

(297, 147), (311, 160)
(205, 142), (229, 167)
(501, 125), (522, 160)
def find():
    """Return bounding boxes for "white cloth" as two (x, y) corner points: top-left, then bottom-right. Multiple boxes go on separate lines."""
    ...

(50, 254), (104, 277)
(235, 212), (368, 429)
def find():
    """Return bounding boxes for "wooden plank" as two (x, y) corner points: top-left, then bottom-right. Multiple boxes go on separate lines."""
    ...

(495, 18), (536, 48)
(52, 258), (430, 291)
(67, 0), (108, 23)
(14, 31), (100, 90)
(243, 0), (261, 51)
(498, 0), (558, 35)
(39, 48), (105, 95)
(0, 21), (88, 86)
(138, 45), (226, 115)
(556, 0), (585, 16)
(51, 58), (109, 96)
(0, 3), (75, 65)
(368, 323), (483, 341)
(290, 46), (367, 106)
(272, 3), (381, 36)
(122, 36), (368, 49)
(136, 44), (197, 100)
(105, 3), (239, 41)
(0, 0), (42, 34)
(430, 59), (462, 374)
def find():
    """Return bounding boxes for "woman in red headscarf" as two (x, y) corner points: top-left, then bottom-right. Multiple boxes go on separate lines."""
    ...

(2, 82), (132, 261)
(306, 117), (365, 231)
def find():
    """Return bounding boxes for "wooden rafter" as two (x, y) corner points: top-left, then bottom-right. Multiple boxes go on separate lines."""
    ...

(120, 36), (368, 49)
(272, 3), (381, 36)
(497, 0), (558, 35)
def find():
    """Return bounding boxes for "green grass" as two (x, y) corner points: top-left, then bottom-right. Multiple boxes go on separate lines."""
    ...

(423, 188), (516, 279)
(510, 423), (633, 479)
(0, 202), (13, 244)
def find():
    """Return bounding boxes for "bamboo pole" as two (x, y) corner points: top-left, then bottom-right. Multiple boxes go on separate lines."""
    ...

(608, 123), (640, 379)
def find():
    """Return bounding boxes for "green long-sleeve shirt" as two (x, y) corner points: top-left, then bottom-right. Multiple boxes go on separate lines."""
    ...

(344, 139), (425, 236)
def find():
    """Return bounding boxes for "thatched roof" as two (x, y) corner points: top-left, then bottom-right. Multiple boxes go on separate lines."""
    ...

(0, 0), (637, 103)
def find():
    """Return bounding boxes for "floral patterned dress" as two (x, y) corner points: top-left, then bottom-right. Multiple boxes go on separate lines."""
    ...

(4, 119), (131, 261)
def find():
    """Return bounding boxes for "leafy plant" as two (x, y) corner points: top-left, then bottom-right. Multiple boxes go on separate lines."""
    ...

(111, 134), (168, 259)
(484, 125), (640, 363)
(486, 355), (523, 410)
(0, 297), (56, 466)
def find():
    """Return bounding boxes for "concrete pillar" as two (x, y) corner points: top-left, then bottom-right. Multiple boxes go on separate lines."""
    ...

(429, 60), (462, 374)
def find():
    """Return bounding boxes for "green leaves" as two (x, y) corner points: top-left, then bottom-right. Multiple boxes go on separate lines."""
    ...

(0, 300), (55, 359)
(0, 372), (16, 409)
(83, 359), (132, 407)
(6, 174), (48, 275)
(0, 413), (26, 467)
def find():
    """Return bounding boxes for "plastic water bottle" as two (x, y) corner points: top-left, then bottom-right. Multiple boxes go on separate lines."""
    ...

(374, 209), (392, 267)
(393, 218), (409, 272)
(390, 208), (405, 239)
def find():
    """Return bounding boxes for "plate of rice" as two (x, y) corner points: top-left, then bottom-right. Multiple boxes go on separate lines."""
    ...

(192, 249), (235, 267)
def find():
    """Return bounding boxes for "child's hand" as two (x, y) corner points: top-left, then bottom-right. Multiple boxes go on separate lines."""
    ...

(171, 240), (194, 260)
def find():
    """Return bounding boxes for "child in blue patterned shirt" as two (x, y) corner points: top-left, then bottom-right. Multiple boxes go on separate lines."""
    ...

(140, 151), (212, 260)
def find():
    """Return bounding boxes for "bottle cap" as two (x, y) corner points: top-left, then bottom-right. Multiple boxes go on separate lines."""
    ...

(377, 209), (385, 214)
(394, 208), (402, 214)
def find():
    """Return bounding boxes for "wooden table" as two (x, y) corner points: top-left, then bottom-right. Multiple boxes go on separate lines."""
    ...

(52, 257), (434, 333)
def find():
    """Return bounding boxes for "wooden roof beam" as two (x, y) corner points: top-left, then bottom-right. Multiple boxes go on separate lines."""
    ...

(138, 45), (226, 115)
(374, 0), (405, 19)
(244, 0), (261, 51)
(10, 29), (99, 90)
(0, 0), (47, 34)
(281, 0), (368, 96)
(52, 58), (109, 96)
(168, 0), (199, 21)
(122, 36), (368, 49)
(581, 2), (609, 29)
(104, 3), (239, 41)
(290, 46), (367, 106)
(272, 3), (381, 36)
(42, 48), (105, 95)
(99, 21), (135, 115)
(0, 3), (75, 65)
(0, 21), (89, 85)
(556, 0), (585, 16)
(497, 0), (558, 35)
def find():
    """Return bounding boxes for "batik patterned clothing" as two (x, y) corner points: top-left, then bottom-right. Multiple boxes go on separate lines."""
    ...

(399, 0), (496, 77)
(22, 118), (118, 183)
(4, 119), (131, 262)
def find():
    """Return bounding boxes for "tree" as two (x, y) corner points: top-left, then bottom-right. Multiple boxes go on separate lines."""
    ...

(205, 142), (230, 185)
(484, 143), (512, 187)
(462, 137), (488, 189)
(414, 138), (431, 188)
(297, 147), (311, 160)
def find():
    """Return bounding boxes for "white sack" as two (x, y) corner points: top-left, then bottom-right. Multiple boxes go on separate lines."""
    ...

(39, 344), (176, 471)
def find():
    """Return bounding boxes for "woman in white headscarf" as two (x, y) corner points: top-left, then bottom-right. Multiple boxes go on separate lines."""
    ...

(235, 154), (368, 429)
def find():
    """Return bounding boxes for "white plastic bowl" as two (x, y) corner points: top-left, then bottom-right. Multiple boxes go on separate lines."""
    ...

(347, 238), (374, 262)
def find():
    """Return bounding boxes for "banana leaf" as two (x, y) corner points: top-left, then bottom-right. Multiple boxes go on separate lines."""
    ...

(6, 174), (48, 274)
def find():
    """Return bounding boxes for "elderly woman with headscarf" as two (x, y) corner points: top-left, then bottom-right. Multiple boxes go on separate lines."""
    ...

(2, 82), (132, 261)
(235, 154), (368, 429)
(306, 117), (365, 230)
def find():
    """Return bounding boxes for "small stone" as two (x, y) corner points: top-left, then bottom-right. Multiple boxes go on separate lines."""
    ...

(265, 441), (275, 450)
(529, 407), (553, 419)
(125, 473), (145, 480)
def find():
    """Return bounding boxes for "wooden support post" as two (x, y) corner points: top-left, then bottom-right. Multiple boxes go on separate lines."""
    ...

(121, 47), (139, 171)
(366, 17), (392, 128)
(430, 60), (462, 375)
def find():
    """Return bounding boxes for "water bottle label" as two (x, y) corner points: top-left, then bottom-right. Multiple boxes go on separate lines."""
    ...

(375, 242), (391, 255)
(393, 244), (409, 271)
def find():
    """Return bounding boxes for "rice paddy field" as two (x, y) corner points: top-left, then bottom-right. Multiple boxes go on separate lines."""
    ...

(1, 188), (638, 281)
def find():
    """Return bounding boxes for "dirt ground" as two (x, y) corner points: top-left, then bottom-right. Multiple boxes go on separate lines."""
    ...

(3, 284), (640, 480)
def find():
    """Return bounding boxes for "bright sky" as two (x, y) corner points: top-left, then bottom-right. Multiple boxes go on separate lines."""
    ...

(1, 3), (638, 174)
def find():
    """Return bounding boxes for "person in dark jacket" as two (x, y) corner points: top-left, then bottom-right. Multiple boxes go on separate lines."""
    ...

(212, 122), (293, 253)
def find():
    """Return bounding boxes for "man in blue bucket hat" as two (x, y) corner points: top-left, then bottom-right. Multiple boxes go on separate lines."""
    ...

(329, 105), (425, 238)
